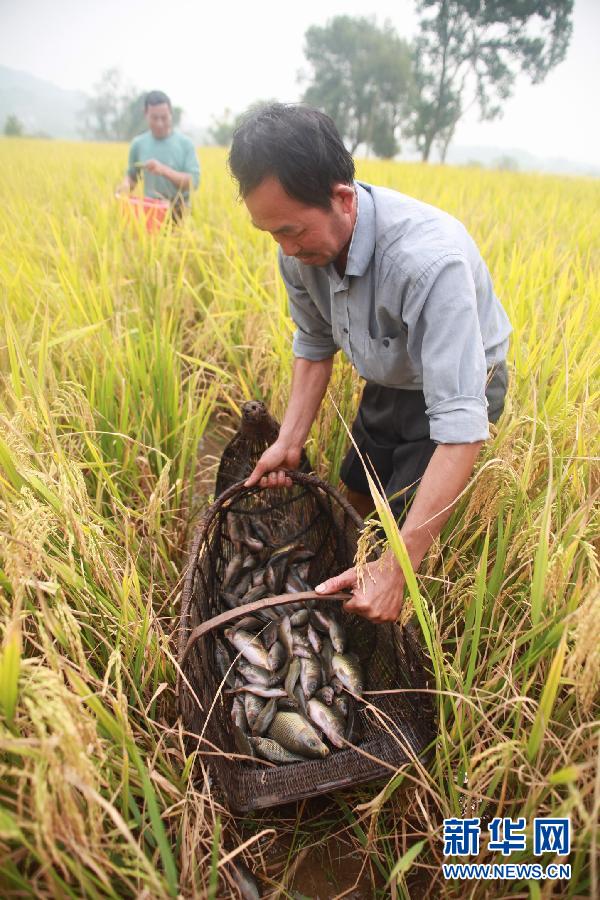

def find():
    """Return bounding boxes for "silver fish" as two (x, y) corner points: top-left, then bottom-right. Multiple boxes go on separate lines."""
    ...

(223, 554), (244, 589)
(251, 697), (278, 736)
(221, 591), (241, 610)
(241, 584), (268, 605)
(278, 616), (294, 657)
(307, 698), (346, 748)
(232, 685), (288, 698)
(232, 572), (253, 598)
(261, 620), (279, 649)
(243, 692), (265, 729)
(225, 628), (269, 669)
(240, 517), (264, 553)
(307, 623), (322, 654)
(267, 640), (286, 672)
(292, 630), (313, 659)
(251, 567), (265, 587)
(250, 518), (273, 545)
(232, 724), (254, 758)
(284, 657), (301, 701)
(293, 683), (308, 716)
(289, 608), (309, 627)
(300, 654), (322, 699)
(249, 736), (307, 764)
(235, 659), (271, 686)
(315, 685), (335, 706)
(230, 696), (247, 730)
(226, 512), (246, 545)
(268, 711), (329, 758)
(313, 609), (346, 652)
(331, 652), (364, 695)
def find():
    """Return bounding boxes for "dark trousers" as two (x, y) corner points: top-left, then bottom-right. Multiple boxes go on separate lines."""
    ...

(339, 362), (509, 521)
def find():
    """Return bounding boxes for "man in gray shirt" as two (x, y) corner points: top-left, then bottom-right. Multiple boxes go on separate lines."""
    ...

(229, 104), (512, 624)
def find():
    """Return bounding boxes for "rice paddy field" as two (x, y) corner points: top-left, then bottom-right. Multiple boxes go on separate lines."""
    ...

(0, 139), (599, 898)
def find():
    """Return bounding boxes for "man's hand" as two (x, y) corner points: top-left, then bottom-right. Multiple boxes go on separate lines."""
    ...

(244, 441), (303, 489)
(143, 159), (166, 176)
(315, 552), (406, 624)
(116, 178), (133, 196)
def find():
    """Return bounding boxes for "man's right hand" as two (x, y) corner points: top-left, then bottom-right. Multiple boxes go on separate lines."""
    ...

(244, 441), (303, 488)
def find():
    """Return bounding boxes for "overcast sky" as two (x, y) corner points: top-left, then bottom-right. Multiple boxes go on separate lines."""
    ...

(1, 0), (598, 164)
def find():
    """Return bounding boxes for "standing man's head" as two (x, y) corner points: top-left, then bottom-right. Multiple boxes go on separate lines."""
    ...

(144, 90), (172, 139)
(229, 103), (356, 267)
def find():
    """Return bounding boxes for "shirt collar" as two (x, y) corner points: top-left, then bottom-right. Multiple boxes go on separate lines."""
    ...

(344, 181), (376, 278)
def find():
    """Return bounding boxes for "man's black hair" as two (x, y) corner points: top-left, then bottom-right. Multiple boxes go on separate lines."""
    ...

(228, 103), (355, 209)
(144, 90), (172, 111)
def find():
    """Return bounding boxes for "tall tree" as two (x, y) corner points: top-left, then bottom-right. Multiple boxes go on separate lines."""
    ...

(301, 16), (413, 157)
(4, 114), (24, 137)
(410, 0), (574, 162)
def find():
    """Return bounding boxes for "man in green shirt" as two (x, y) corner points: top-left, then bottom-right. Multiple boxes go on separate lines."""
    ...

(118, 90), (200, 216)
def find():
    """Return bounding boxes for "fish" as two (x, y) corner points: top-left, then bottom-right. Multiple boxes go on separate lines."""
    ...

(222, 554), (244, 589)
(235, 659), (271, 686)
(249, 518), (273, 546)
(225, 628), (270, 669)
(333, 694), (349, 718)
(249, 736), (307, 764)
(241, 553), (258, 572)
(284, 657), (301, 701)
(230, 860), (260, 900)
(313, 609), (346, 653)
(268, 711), (329, 758)
(292, 630), (313, 660)
(240, 584), (268, 605)
(261, 620), (279, 649)
(231, 685), (288, 698)
(267, 640), (286, 672)
(226, 512), (246, 545)
(231, 615), (263, 633)
(221, 591), (242, 610)
(243, 692), (265, 729)
(232, 724), (255, 758)
(215, 639), (235, 688)
(265, 559), (286, 593)
(277, 616), (294, 657)
(331, 653), (364, 695)
(307, 698), (346, 748)
(251, 697), (278, 736)
(320, 638), (334, 682)
(251, 567), (265, 587)
(315, 685), (335, 706)
(299, 654), (322, 699)
(230, 696), (247, 730)
(293, 683), (308, 716)
(289, 608), (309, 627)
(307, 623), (322, 654)
(232, 572), (253, 598)
(240, 517), (264, 553)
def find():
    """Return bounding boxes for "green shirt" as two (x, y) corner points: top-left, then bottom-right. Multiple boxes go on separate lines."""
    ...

(127, 130), (200, 204)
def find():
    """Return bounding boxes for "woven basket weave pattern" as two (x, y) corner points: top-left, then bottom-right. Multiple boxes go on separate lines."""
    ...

(178, 471), (435, 812)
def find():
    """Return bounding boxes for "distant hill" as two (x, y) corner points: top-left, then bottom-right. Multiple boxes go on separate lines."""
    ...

(0, 66), (87, 139)
(444, 144), (600, 178)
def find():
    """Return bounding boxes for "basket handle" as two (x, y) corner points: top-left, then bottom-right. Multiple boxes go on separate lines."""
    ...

(181, 590), (350, 666)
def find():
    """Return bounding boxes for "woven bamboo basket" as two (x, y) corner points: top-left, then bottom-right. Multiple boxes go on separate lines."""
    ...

(177, 470), (435, 812)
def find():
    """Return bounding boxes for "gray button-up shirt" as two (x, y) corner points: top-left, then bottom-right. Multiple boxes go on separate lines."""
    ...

(279, 181), (512, 444)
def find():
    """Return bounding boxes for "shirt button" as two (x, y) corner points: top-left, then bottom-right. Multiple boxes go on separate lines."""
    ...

(383, 338), (390, 347)
(343, 327), (348, 334)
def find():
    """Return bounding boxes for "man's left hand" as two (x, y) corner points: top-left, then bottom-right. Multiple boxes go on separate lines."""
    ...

(143, 159), (167, 176)
(315, 553), (406, 623)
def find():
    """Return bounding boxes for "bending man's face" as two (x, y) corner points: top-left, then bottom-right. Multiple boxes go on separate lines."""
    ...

(244, 176), (356, 267)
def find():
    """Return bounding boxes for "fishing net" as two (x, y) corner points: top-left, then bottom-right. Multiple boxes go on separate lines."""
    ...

(178, 470), (436, 812)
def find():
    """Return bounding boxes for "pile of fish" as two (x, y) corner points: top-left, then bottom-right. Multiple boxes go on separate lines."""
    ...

(215, 512), (364, 764)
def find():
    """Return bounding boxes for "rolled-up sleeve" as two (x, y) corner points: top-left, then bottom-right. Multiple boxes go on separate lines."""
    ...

(404, 253), (489, 443)
(278, 251), (338, 361)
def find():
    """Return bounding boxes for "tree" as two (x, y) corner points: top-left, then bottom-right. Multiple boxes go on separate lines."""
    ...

(208, 108), (238, 147)
(81, 68), (182, 141)
(301, 16), (413, 157)
(4, 114), (24, 137)
(410, 0), (574, 162)
(208, 100), (279, 147)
